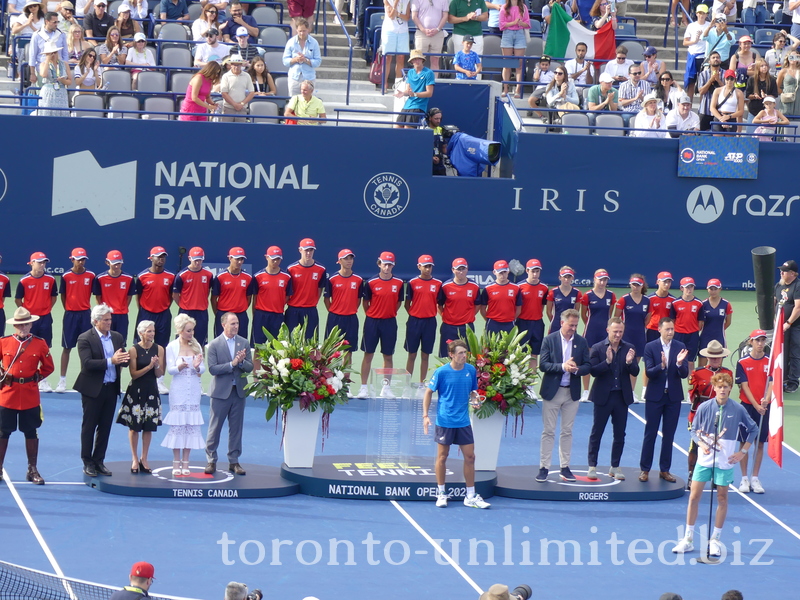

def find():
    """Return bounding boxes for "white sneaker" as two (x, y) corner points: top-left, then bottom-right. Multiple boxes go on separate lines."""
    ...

(708, 538), (722, 557)
(157, 380), (169, 395)
(587, 466), (598, 480)
(632, 392), (641, 403)
(55, 380), (67, 394)
(380, 384), (395, 399)
(356, 385), (369, 399)
(609, 466), (626, 480)
(435, 493), (449, 508)
(672, 538), (694, 553)
(580, 390), (590, 402)
(38, 379), (53, 393)
(641, 387), (647, 401)
(738, 476), (750, 493)
(464, 494), (491, 509)
(751, 477), (764, 494)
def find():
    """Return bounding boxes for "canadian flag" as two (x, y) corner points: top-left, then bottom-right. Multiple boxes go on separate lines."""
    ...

(768, 313), (784, 467)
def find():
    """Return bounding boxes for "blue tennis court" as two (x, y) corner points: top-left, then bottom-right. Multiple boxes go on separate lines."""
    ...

(1, 393), (799, 600)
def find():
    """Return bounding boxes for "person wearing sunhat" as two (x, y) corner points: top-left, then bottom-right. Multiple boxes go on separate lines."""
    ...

(56, 248), (96, 394)
(775, 259), (800, 393)
(685, 339), (732, 489)
(0, 307), (54, 485)
(15, 253), (57, 393)
(109, 562), (155, 600)
(37, 39), (72, 116)
(396, 49), (435, 129)
(220, 53), (255, 122)
(211, 247), (253, 340)
(10, 0), (45, 38)
(631, 92), (668, 138)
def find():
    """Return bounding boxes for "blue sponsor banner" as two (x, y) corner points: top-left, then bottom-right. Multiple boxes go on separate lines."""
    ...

(677, 134), (759, 179)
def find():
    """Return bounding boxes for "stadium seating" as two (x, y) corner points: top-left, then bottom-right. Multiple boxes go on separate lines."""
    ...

(620, 41), (645, 61)
(102, 69), (132, 92)
(144, 96), (176, 119)
(616, 21), (636, 39)
(595, 113), (625, 135)
(561, 112), (590, 135)
(728, 26), (749, 42)
(187, 3), (203, 20)
(250, 100), (280, 122)
(273, 76), (289, 109)
(136, 71), (167, 94)
(72, 94), (105, 117)
(263, 51), (285, 73)
(260, 27), (288, 48)
(108, 95), (140, 118)
(251, 6), (279, 25)
(754, 28), (776, 46)
(169, 71), (194, 93)
(161, 47), (193, 69)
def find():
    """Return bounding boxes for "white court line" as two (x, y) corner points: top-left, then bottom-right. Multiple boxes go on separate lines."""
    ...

(627, 407), (800, 542)
(390, 500), (483, 596)
(14, 481), (85, 485)
(783, 441), (800, 458)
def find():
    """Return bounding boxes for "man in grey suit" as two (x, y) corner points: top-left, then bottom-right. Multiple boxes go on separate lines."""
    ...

(536, 308), (591, 483)
(204, 312), (253, 475)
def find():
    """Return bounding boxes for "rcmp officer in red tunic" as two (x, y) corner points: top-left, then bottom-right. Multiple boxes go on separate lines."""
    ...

(0, 307), (55, 484)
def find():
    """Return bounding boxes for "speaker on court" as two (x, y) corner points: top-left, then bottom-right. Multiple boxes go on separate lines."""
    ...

(752, 246), (776, 331)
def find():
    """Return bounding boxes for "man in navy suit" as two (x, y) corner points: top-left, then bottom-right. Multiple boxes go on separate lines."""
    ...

(537, 308), (591, 483)
(587, 317), (639, 480)
(639, 316), (689, 482)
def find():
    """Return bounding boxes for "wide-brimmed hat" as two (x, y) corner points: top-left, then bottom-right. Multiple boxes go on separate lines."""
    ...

(408, 49), (426, 63)
(479, 584), (511, 600)
(42, 40), (62, 53)
(6, 307), (40, 325)
(699, 340), (731, 358)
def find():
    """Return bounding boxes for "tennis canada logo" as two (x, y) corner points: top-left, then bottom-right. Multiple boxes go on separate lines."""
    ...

(364, 172), (410, 219)
(686, 185), (724, 224)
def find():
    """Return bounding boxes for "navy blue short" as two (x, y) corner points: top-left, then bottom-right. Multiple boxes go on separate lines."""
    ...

(111, 314), (130, 346)
(252, 309), (284, 345)
(646, 328), (660, 343)
(486, 319), (515, 334)
(361, 316), (398, 355)
(214, 310), (250, 341)
(326, 313), (359, 350)
(439, 322), (474, 358)
(30, 313), (53, 347)
(515, 318), (545, 354)
(0, 405), (42, 437)
(741, 401), (770, 443)
(62, 309), (91, 349)
(404, 316), (436, 354)
(284, 306), (319, 340)
(136, 308), (173, 348)
(674, 331), (700, 361)
(0, 308), (5, 337)
(179, 309), (209, 347)
(435, 424), (474, 446)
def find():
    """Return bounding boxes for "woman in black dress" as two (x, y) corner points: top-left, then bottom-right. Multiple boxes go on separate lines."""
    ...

(116, 320), (164, 473)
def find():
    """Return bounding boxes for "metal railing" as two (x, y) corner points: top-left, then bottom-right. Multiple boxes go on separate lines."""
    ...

(319, 0), (354, 104)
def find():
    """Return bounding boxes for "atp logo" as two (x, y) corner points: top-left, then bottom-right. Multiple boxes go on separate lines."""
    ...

(52, 151), (137, 226)
(686, 185), (724, 224)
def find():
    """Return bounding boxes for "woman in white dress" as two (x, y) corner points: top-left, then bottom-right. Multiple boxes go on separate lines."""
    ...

(162, 314), (205, 477)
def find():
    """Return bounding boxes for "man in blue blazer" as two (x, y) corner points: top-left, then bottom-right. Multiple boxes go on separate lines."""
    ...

(639, 317), (689, 482)
(587, 317), (640, 480)
(537, 308), (591, 483)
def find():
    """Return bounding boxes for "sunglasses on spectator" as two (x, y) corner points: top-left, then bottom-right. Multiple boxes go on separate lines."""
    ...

(555, 71), (565, 75)
(660, 76), (672, 81)
(631, 71), (641, 75)
(208, 9), (217, 12)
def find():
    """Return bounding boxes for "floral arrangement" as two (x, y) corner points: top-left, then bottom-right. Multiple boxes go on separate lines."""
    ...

(247, 323), (352, 434)
(464, 327), (538, 420)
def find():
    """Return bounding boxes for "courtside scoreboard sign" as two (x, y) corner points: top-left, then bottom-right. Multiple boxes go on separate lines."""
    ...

(677, 134), (759, 179)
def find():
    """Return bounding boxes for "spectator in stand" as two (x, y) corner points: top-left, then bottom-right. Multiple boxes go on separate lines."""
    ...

(285, 80), (327, 124)
(546, 266), (582, 335)
(565, 41), (593, 87)
(229, 26), (259, 68)
(381, 0), (412, 89)
(742, 0), (767, 34)
(586, 72), (619, 127)
(712, 0), (737, 22)
(179, 61), (223, 121)
(159, 0), (189, 21)
(282, 18), (321, 96)
(128, 0), (148, 20)
(109, 562), (155, 600)
(15, 253), (57, 392)
(670, 0), (689, 27)
(453, 35), (482, 80)
(683, 4), (709, 98)
(220, 54), (255, 121)
(74, 0), (93, 16)
(499, 0), (530, 98)
(735, 330), (770, 494)
(703, 13), (733, 69)
(192, 3), (222, 42)
(194, 29), (227, 67)
(614, 274), (650, 401)
(128, 32), (156, 88)
(396, 50), (435, 128)
(631, 93), (668, 137)
(579, 269), (616, 400)
(448, 0), (488, 55)
(37, 41), (72, 116)
(84, 0), (115, 41)
(710, 69), (745, 134)
(545, 66), (579, 111)
(173, 247), (213, 347)
(589, 0), (613, 31)
(411, 0), (449, 73)
(777, 53), (800, 116)
(115, 4), (140, 40)
(654, 70), (684, 114)
(287, 0), (316, 35)
(7, 0), (26, 15)
(745, 59), (778, 122)
(666, 93), (701, 135)
(485, 0), (501, 34)
(29, 11), (68, 85)
(573, 0), (594, 25)
(752, 95), (790, 140)
(11, 1), (45, 39)
(765, 31), (800, 77)
(603, 45), (633, 83)
(249, 55), (276, 95)
(541, 0), (568, 42)
(618, 63), (651, 127)
(67, 24), (92, 65)
(697, 51), (724, 130)
(220, 2), (258, 43)
(641, 46), (666, 87)
(527, 54), (555, 120)
(97, 27), (128, 70)
(730, 35), (760, 90)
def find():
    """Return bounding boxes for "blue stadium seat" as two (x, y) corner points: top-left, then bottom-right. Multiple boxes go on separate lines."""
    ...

(250, 100), (279, 123)
(72, 94), (105, 117)
(754, 28), (776, 46)
(616, 21), (636, 38)
(561, 112), (591, 135)
(251, 6), (279, 25)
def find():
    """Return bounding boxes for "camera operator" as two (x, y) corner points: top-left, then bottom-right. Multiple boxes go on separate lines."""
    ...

(423, 107), (448, 176)
(225, 582), (262, 600)
(479, 583), (532, 600)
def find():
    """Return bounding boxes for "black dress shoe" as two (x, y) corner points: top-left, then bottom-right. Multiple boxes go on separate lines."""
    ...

(138, 460), (152, 474)
(95, 463), (113, 476)
(230, 463), (246, 475)
(83, 464), (98, 477)
(204, 462), (216, 475)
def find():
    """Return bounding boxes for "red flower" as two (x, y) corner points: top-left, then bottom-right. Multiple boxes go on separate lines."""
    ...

(492, 393), (503, 403)
(492, 363), (506, 374)
(326, 384), (336, 395)
(312, 391), (323, 400)
(332, 351), (342, 358)
(290, 358), (304, 370)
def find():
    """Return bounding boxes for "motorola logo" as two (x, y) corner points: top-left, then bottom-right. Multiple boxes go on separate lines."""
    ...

(686, 185), (724, 224)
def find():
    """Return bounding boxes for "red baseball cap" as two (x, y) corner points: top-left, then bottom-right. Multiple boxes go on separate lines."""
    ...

(494, 260), (510, 272)
(526, 259), (542, 269)
(130, 562), (155, 579)
(70, 247), (88, 260)
(28, 252), (49, 264)
(149, 246), (167, 257)
(595, 270), (610, 279)
(707, 278), (722, 288)
(724, 69), (736, 80)
(338, 249), (355, 260)
(299, 238), (316, 249)
(228, 247), (246, 259)
(188, 247), (204, 260)
(560, 267), (575, 277)
(657, 271), (673, 282)
(751, 329), (768, 339)
(629, 276), (644, 285)
(452, 258), (468, 268)
(680, 277), (695, 287)
(266, 246), (283, 259)
(379, 251), (396, 265)
(106, 250), (123, 264)
(417, 254), (434, 266)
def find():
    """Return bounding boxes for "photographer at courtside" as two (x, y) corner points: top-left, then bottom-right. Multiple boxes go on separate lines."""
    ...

(479, 583), (532, 600)
(109, 562), (155, 600)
